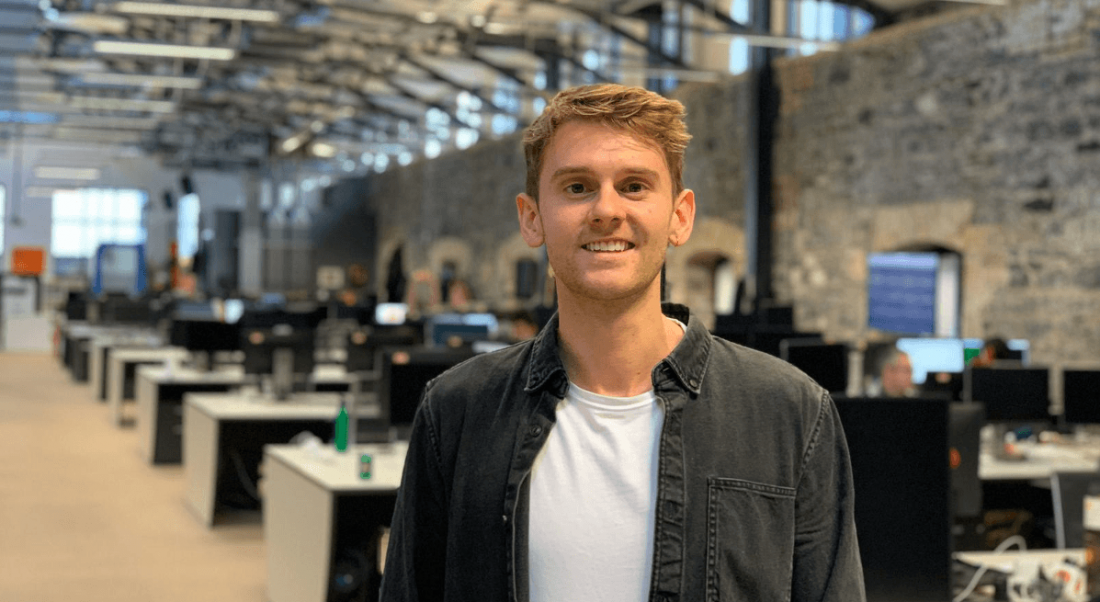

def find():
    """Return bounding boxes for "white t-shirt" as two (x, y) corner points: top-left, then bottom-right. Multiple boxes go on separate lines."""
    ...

(528, 383), (665, 602)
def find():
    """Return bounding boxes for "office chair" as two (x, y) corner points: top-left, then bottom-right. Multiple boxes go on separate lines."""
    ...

(1050, 470), (1100, 549)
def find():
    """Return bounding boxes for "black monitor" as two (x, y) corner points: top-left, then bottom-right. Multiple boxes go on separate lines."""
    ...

(238, 306), (327, 330)
(966, 366), (1050, 424)
(833, 396), (953, 602)
(240, 328), (316, 376)
(170, 319), (241, 353)
(99, 296), (154, 324)
(949, 403), (985, 518)
(378, 347), (475, 438)
(779, 339), (848, 395)
(1062, 369), (1100, 425)
(345, 327), (420, 373)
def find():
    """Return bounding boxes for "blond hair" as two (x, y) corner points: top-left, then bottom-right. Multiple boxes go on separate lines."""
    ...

(522, 84), (691, 200)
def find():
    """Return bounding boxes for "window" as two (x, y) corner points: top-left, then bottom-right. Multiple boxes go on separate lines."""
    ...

(867, 250), (961, 337)
(51, 188), (147, 278)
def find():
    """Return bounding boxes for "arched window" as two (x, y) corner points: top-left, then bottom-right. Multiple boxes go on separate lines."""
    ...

(867, 245), (961, 337)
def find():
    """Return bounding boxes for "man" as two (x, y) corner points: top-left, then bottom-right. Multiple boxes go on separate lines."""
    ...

(380, 84), (864, 601)
(866, 346), (915, 398)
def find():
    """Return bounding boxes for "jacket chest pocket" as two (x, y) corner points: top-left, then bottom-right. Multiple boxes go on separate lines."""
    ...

(706, 477), (796, 602)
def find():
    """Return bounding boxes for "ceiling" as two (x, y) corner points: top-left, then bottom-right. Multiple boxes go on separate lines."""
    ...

(0, 0), (931, 175)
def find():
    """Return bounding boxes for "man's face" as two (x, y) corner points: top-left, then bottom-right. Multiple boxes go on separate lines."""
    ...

(516, 120), (694, 305)
(882, 353), (913, 397)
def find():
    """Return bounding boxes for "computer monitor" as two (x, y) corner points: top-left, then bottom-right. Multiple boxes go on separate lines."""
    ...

(375, 303), (409, 326)
(170, 319), (241, 353)
(895, 338), (965, 385)
(172, 300), (217, 321)
(949, 403), (985, 518)
(779, 339), (848, 395)
(240, 328), (316, 376)
(344, 327), (420, 373)
(965, 366), (1050, 424)
(833, 396), (953, 602)
(377, 347), (475, 438)
(1062, 369), (1100, 425)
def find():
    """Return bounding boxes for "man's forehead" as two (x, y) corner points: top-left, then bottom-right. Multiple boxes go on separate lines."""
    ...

(541, 121), (668, 173)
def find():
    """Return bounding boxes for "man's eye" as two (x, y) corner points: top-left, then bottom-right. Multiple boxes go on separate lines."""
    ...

(623, 182), (645, 193)
(566, 183), (587, 194)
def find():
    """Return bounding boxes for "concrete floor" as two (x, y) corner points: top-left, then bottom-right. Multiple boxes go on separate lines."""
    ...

(0, 352), (268, 602)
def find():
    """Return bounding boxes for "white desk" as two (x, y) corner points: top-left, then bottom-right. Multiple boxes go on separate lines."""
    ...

(183, 392), (349, 528)
(107, 347), (191, 426)
(954, 549), (1087, 601)
(263, 443), (407, 602)
(979, 445), (1100, 482)
(88, 331), (163, 403)
(136, 365), (247, 464)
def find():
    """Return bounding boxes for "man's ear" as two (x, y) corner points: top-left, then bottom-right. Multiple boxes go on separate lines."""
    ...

(516, 193), (545, 248)
(668, 188), (695, 247)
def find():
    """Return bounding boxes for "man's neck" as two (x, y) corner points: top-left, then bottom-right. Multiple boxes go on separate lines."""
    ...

(555, 288), (683, 398)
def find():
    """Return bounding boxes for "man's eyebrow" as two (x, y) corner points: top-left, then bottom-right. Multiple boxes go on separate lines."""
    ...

(549, 166), (661, 180)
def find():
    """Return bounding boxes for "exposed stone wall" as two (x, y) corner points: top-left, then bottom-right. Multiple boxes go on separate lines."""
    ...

(771, 0), (1100, 367)
(361, 0), (1100, 368)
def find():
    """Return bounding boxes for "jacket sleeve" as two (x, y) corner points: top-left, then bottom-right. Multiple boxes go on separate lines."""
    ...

(379, 393), (448, 602)
(790, 392), (866, 602)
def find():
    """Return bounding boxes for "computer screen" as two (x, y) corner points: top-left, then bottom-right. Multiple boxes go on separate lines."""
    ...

(173, 300), (217, 321)
(378, 348), (475, 436)
(833, 396), (952, 602)
(171, 319), (241, 353)
(779, 339), (848, 394)
(966, 367), (1050, 423)
(240, 328), (316, 376)
(375, 303), (409, 326)
(896, 338), (965, 385)
(1062, 369), (1100, 425)
(344, 327), (420, 373)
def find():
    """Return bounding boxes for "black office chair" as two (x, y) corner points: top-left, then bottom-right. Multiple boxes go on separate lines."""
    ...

(1050, 470), (1100, 549)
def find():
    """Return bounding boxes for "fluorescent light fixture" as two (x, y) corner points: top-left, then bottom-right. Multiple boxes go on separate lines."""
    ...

(93, 40), (237, 61)
(79, 72), (204, 89)
(309, 141), (337, 158)
(281, 135), (305, 153)
(34, 166), (102, 180)
(68, 96), (177, 113)
(112, 1), (280, 22)
(62, 115), (162, 129)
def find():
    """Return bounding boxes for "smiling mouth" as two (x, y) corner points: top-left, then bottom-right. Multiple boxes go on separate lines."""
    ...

(583, 241), (634, 252)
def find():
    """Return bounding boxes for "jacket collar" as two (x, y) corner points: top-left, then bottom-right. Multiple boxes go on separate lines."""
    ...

(524, 303), (710, 397)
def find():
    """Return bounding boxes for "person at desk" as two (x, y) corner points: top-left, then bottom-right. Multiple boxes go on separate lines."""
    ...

(865, 345), (916, 398)
(381, 84), (865, 602)
(971, 336), (1012, 368)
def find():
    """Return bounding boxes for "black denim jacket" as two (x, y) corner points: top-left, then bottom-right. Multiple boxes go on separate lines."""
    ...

(380, 304), (865, 602)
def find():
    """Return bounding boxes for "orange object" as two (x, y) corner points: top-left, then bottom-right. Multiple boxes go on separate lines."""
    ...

(11, 246), (46, 276)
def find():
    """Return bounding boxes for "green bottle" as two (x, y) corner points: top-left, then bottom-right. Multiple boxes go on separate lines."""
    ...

(335, 400), (348, 452)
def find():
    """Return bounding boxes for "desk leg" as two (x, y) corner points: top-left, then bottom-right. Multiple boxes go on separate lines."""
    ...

(264, 455), (333, 602)
(183, 403), (220, 527)
(108, 360), (125, 426)
(137, 376), (156, 463)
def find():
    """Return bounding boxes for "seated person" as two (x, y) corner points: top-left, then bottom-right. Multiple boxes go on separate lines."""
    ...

(864, 346), (915, 398)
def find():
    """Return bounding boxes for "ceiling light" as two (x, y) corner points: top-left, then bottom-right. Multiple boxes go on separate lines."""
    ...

(309, 141), (337, 158)
(79, 72), (204, 89)
(281, 135), (305, 153)
(111, 1), (280, 22)
(416, 11), (437, 24)
(33, 166), (102, 180)
(61, 115), (162, 130)
(68, 96), (177, 113)
(93, 40), (237, 61)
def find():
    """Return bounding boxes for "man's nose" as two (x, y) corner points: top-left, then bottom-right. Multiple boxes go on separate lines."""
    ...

(589, 184), (625, 226)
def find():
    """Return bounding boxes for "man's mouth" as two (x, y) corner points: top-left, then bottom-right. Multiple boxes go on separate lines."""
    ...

(583, 241), (634, 252)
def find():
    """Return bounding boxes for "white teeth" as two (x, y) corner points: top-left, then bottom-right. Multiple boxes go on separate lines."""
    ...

(586, 241), (629, 252)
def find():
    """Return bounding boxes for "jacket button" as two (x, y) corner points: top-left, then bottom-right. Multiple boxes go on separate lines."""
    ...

(502, 514), (509, 525)
(529, 425), (542, 437)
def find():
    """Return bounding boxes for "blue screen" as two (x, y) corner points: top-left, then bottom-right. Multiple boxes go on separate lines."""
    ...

(867, 253), (938, 335)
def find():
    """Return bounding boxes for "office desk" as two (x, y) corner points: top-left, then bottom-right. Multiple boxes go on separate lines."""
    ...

(954, 549), (1087, 601)
(89, 331), (163, 403)
(263, 442), (407, 602)
(136, 365), (246, 465)
(979, 445), (1100, 482)
(107, 347), (191, 426)
(183, 392), (359, 528)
